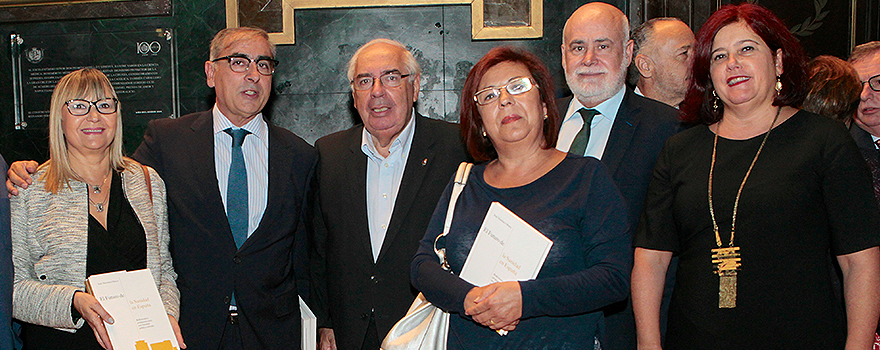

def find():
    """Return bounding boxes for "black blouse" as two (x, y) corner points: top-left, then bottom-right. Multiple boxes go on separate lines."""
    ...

(22, 171), (147, 350)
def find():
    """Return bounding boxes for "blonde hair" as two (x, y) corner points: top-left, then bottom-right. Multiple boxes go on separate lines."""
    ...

(40, 68), (127, 193)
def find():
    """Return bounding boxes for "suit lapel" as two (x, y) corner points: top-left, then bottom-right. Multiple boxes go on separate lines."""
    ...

(347, 128), (374, 262)
(242, 125), (291, 252)
(602, 89), (640, 175)
(188, 112), (236, 249)
(377, 116), (433, 262)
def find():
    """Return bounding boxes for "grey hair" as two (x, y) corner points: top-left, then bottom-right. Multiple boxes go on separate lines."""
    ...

(849, 41), (880, 64)
(627, 17), (686, 85)
(347, 39), (421, 84)
(209, 27), (276, 60)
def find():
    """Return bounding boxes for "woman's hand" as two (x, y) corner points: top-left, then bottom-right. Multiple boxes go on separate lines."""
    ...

(168, 314), (186, 349)
(72, 291), (114, 350)
(464, 281), (522, 331)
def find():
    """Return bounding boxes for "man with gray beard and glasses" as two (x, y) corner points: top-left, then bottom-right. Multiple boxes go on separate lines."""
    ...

(556, 3), (682, 349)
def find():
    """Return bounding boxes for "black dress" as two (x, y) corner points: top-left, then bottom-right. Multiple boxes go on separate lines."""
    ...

(635, 111), (880, 349)
(22, 172), (147, 350)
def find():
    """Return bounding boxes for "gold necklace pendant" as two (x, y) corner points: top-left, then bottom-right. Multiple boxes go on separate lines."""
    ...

(707, 106), (781, 310)
(712, 246), (741, 308)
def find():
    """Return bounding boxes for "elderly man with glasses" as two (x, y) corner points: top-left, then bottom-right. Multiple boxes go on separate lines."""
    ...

(8, 27), (317, 350)
(309, 38), (468, 350)
(849, 41), (880, 214)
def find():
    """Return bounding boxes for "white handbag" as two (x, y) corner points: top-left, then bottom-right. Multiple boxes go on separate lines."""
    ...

(381, 162), (473, 350)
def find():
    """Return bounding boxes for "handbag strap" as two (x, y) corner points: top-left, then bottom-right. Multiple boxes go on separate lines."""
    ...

(434, 162), (473, 271)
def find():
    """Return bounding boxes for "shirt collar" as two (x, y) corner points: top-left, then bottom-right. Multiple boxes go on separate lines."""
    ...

(212, 104), (269, 144)
(361, 110), (417, 160)
(564, 86), (626, 124)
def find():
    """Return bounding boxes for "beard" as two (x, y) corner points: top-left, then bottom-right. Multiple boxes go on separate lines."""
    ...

(565, 58), (628, 107)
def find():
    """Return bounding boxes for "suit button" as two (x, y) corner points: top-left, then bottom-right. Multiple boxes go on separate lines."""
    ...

(224, 295), (231, 304)
(360, 313), (370, 320)
(233, 257), (241, 264)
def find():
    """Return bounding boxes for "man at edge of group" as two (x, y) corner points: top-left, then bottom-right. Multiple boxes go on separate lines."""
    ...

(557, 3), (682, 349)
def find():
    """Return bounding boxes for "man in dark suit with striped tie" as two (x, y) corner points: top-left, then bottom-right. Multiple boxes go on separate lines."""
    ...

(7, 27), (316, 350)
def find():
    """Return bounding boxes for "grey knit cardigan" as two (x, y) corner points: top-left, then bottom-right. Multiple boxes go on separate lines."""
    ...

(11, 160), (179, 332)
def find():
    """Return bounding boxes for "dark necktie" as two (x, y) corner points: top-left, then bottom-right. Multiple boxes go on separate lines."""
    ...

(225, 128), (250, 249)
(569, 108), (599, 156)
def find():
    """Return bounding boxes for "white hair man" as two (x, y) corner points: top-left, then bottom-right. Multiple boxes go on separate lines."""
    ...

(558, 3), (683, 349)
(309, 38), (468, 350)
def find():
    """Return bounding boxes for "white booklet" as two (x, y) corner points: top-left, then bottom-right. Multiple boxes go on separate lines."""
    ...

(85, 269), (179, 350)
(299, 295), (316, 350)
(460, 201), (553, 288)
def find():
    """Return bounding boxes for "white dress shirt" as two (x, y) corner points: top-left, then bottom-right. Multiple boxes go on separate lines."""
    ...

(213, 105), (269, 240)
(362, 113), (416, 262)
(556, 86), (626, 160)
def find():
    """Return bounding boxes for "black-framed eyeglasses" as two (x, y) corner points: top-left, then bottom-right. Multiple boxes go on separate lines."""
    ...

(863, 74), (880, 92)
(212, 54), (279, 76)
(473, 77), (536, 106)
(351, 71), (411, 91)
(64, 98), (118, 116)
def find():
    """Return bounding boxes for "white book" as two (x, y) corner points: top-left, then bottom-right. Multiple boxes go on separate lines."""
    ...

(85, 269), (179, 350)
(460, 201), (553, 287)
(299, 296), (316, 350)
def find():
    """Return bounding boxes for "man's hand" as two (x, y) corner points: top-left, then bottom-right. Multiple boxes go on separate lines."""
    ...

(318, 327), (337, 350)
(6, 160), (38, 197)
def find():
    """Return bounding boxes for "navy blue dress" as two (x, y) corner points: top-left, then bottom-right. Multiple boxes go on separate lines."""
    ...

(411, 155), (632, 349)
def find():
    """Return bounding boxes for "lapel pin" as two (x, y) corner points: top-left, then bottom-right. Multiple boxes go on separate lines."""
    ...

(422, 158), (428, 166)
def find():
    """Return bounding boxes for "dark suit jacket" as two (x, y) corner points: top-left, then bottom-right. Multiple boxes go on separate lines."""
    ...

(558, 89), (682, 350)
(310, 115), (468, 349)
(557, 89), (681, 224)
(850, 125), (880, 208)
(133, 110), (317, 349)
(0, 154), (12, 349)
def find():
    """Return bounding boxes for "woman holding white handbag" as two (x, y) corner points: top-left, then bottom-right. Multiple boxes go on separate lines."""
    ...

(408, 47), (632, 349)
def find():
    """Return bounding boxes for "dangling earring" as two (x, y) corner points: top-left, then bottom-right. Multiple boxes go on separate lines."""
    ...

(775, 76), (782, 94)
(481, 128), (487, 138)
(712, 90), (719, 113)
(543, 114), (548, 120)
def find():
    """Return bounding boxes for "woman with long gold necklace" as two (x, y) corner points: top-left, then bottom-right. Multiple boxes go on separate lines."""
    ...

(632, 4), (880, 349)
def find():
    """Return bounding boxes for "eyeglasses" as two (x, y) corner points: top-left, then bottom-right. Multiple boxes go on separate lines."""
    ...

(863, 74), (880, 92)
(473, 77), (536, 106)
(351, 71), (411, 91)
(212, 54), (279, 76)
(64, 98), (118, 116)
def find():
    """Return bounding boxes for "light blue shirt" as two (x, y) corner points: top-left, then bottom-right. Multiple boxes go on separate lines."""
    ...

(213, 105), (269, 241)
(556, 86), (626, 160)
(362, 113), (416, 262)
